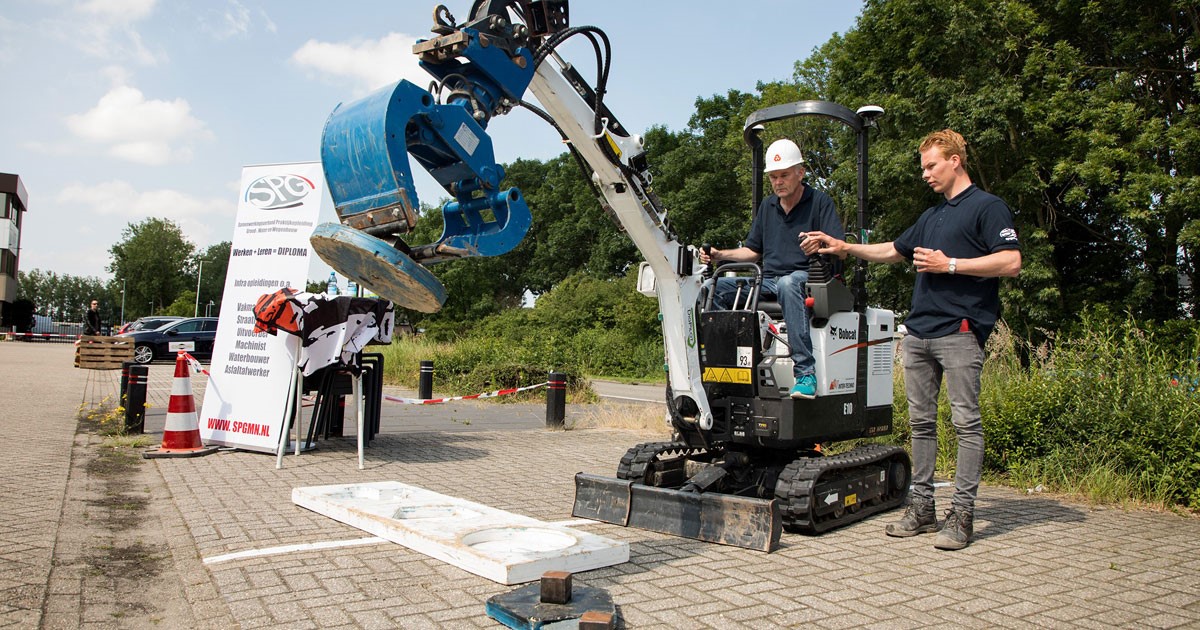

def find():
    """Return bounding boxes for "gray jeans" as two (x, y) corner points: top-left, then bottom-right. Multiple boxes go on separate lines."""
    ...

(902, 332), (984, 512)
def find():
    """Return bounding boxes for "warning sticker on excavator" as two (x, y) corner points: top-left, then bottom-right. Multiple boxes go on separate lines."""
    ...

(702, 367), (752, 384)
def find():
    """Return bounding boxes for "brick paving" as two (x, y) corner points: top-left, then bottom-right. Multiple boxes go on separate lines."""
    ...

(2, 341), (1199, 628)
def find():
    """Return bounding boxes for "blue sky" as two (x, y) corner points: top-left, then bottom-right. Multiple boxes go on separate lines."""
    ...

(1, 0), (863, 281)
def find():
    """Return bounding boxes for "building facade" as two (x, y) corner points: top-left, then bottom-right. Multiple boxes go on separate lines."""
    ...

(0, 173), (28, 326)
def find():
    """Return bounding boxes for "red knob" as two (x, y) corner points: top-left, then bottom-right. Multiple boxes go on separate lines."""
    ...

(805, 297), (815, 308)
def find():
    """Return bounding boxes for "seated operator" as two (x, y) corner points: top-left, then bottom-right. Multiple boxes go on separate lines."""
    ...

(697, 139), (845, 399)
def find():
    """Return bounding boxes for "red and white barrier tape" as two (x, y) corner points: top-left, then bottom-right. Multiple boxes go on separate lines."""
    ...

(179, 351), (210, 376)
(384, 381), (550, 405)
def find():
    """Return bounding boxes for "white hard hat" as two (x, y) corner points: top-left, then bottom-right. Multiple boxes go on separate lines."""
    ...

(764, 139), (804, 172)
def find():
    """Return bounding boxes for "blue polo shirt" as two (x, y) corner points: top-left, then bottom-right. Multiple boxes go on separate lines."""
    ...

(893, 185), (1020, 346)
(745, 184), (844, 278)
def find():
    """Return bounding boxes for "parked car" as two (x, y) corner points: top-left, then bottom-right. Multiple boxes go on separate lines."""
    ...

(115, 315), (184, 335)
(119, 317), (219, 364)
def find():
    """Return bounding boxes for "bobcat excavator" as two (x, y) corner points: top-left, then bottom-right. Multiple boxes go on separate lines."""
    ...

(314, 0), (911, 552)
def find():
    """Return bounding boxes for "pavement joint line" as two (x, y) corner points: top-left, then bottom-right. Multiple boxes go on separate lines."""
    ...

(202, 536), (389, 565)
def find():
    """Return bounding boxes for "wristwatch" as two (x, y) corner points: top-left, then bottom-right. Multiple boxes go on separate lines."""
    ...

(948, 258), (958, 274)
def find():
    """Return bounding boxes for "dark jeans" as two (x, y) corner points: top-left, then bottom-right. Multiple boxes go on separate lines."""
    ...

(713, 270), (812, 378)
(902, 332), (985, 512)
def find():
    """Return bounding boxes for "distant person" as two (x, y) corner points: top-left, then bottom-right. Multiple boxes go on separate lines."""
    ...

(84, 299), (102, 336)
(807, 129), (1021, 550)
(698, 138), (844, 399)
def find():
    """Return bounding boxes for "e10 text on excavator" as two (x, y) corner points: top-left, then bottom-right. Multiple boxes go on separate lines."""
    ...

(313, 0), (911, 552)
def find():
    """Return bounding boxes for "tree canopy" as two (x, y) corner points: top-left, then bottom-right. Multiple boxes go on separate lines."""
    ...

(108, 218), (196, 319)
(403, 0), (1198, 342)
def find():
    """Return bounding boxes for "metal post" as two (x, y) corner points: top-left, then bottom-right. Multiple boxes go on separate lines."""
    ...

(418, 360), (434, 400)
(119, 278), (126, 328)
(124, 364), (149, 434)
(194, 260), (207, 317)
(546, 371), (566, 428)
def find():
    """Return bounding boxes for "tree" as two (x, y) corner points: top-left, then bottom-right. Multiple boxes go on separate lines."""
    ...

(18, 269), (107, 322)
(108, 218), (196, 319)
(798, 0), (1199, 335)
(194, 241), (230, 316)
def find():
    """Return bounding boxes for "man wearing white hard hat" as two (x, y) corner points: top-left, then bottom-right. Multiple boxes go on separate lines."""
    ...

(698, 138), (845, 399)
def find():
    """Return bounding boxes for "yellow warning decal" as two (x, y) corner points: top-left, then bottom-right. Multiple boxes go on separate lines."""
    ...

(604, 132), (622, 158)
(702, 367), (752, 384)
(844, 493), (858, 507)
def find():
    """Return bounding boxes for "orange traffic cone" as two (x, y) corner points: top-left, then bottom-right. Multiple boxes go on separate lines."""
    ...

(144, 351), (219, 459)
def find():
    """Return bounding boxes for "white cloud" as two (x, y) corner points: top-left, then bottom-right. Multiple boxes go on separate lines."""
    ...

(220, 1), (251, 38)
(65, 85), (212, 165)
(291, 32), (426, 95)
(79, 0), (157, 21)
(0, 16), (15, 63)
(56, 180), (235, 247)
(73, 0), (161, 64)
(196, 1), (276, 39)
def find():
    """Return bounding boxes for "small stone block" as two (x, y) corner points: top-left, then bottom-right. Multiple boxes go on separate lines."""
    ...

(579, 610), (614, 630)
(540, 571), (572, 604)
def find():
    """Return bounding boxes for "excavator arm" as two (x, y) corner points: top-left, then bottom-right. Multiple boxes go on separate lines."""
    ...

(314, 0), (714, 430)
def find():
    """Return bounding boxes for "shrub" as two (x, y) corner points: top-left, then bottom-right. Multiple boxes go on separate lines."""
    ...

(966, 316), (1200, 509)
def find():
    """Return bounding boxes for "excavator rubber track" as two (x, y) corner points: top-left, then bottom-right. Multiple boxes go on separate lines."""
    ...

(775, 444), (911, 534)
(616, 441), (714, 482)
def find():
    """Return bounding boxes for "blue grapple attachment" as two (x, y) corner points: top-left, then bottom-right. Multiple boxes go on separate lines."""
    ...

(313, 14), (537, 312)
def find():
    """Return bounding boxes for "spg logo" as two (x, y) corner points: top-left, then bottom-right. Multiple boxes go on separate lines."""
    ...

(244, 174), (315, 210)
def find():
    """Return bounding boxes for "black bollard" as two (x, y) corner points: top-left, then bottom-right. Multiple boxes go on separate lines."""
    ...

(124, 364), (149, 434)
(119, 361), (132, 410)
(546, 372), (566, 428)
(418, 360), (434, 400)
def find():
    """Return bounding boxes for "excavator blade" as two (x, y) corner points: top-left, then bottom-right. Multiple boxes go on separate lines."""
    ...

(572, 473), (781, 552)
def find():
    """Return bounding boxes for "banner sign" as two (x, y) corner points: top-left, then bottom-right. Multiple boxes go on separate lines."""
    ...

(199, 162), (323, 452)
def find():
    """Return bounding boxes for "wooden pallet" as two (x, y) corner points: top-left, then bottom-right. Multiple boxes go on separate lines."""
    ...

(75, 336), (135, 370)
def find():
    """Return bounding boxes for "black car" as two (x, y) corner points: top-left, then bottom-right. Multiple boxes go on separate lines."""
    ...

(116, 315), (184, 335)
(119, 317), (219, 364)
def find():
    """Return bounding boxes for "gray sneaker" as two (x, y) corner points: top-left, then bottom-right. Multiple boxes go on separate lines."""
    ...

(934, 508), (974, 550)
(885, 498), (938, 537)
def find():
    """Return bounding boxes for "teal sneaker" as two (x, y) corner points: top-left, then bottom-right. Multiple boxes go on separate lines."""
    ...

(789, 374), (817, 399)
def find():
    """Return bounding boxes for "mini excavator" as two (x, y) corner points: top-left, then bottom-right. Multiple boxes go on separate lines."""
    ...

(314, 0), (911, 552)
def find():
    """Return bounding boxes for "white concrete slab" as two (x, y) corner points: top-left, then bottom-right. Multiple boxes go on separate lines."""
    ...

(292, 481), (629, 584)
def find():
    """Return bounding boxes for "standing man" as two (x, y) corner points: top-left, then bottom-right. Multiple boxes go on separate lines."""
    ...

(698, 139), (844, 399)
(84, 299), (102, 336)
(807, 129), (1021, 550)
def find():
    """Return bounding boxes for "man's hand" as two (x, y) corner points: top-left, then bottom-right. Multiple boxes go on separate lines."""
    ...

(698, 247), (719, 265)
(913, 247), (950, 273)
(805, 231), (849, 259)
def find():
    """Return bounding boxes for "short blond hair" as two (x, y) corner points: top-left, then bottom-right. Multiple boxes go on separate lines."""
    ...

(919, 129), (967, 165)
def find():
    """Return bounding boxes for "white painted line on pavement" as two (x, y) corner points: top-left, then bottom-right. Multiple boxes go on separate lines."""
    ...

(202, 521), (611, 565)
(599, 394), (663, 404)
(548, 519), (599, 527)
(202, 536), (388, 565)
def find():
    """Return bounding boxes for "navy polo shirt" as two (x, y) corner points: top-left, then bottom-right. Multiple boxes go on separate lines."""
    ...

(745, 184), (844, 278)
(893, 185), (1020, 346)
